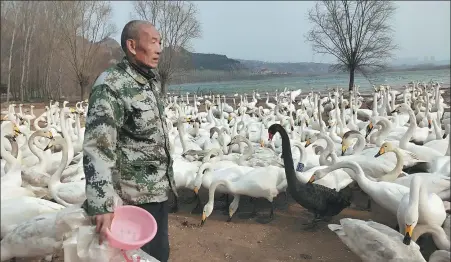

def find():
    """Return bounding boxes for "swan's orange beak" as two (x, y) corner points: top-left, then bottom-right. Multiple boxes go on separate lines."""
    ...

(260, 139), (265, 147)
(193, 187), (198, 195)
(341, 144), (349, 156)
(365, 122), (373, 138)
(428, 119), (432, 129)
(308, 176), (315, 183)
(403, 224), (413, 245)
(13, 125), (21, 136)
(201, 213), (206, 226)
(305, 139), (311, 147)
(374, 147), (385, 157)
(228, 207), (234, 220)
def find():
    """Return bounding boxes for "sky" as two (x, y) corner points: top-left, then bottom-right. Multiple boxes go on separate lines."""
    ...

(111, 1), (450, 63)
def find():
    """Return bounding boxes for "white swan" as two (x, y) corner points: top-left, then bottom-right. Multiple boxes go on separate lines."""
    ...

(397, 175), (447, 248)
(46, 137), (86, 207)
(328, 218), (426, 262)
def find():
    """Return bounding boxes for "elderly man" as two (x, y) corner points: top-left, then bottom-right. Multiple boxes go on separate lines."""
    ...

(82, 20), (176, 262)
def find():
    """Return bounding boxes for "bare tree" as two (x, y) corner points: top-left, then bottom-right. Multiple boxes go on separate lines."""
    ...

(133, 1), (201, 95)
(0, 1), (122, 102)
(18, 1), (39, 102)
(56, 1), (116, 100)
(305, 1), (398, 91)
(4, 1), (20, 103)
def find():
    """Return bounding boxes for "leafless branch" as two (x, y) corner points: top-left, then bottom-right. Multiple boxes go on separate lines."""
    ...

(133, 1), (201, 94)
(305, 0), (398, 91)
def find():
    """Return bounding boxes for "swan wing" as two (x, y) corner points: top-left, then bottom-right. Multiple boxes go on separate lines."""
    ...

(328, 218), (425, 262)
(1, 213), (61, 260)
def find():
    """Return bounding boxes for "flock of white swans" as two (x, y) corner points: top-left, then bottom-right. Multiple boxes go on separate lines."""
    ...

(0, 81), (450, 262)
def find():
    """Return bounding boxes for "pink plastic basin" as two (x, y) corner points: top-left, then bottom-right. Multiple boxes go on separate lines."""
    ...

(106, 205), (158, 251)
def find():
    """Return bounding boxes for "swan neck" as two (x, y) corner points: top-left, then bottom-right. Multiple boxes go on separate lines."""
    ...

(49, 139), (69, 187)
(28, 132), (45, 164)
(354, 133), (366, 153)
(195, 162), (211, 187)
(177, 122), (187, 153)
(277, 125), (306, 203)
(240, 137), (254, 164)
(209, 179), (230, 203)
(400, 109), (416, 148)
(318, 134), (336, 165)
(382, 148), (404, 181)
(1, 136), (19, 165)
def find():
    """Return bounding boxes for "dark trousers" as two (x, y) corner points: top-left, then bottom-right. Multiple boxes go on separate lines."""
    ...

(137, 201), (169, 262)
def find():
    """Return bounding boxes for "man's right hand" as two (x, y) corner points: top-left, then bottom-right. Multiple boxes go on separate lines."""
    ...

(94, 213), (115, 244)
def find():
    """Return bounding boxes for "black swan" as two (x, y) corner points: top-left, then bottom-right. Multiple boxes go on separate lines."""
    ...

(268, 123), (353, 228)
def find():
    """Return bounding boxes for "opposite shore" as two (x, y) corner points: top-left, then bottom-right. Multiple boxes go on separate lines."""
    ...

(170, 64), (451, 86)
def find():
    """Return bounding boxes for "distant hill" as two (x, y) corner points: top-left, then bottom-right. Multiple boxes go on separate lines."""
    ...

(95, 38), (449, 77)
(177, 48), (246, 71)
(95, 39), (247, 72)
(391, 57), (450, 67)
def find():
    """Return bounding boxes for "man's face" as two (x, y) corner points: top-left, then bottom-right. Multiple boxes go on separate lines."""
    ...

(131, 24), (162, 69)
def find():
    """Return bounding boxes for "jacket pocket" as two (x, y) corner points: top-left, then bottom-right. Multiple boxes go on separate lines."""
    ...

(119, 160), (159, 199)
(129, 100), (156, 137)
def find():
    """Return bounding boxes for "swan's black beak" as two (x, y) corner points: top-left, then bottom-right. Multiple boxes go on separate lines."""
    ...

(44, 145), (51, 151)
(391, 109), (398, 114)
(226, 142), (232, 147)
(352, 109), (356, 115)
(305, 121), (309, 127)
(443, 133), (448, 139)
(403, 233), (411, 245)
(291, 126), (294, 131)
(345, 104), (350, 109)
(403, 225), (413, 245)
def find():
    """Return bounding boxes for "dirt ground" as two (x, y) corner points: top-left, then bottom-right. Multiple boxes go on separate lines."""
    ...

(11, 188), (438, 262)
(3, 85), (449, 262)
(13, 190), (378, 262)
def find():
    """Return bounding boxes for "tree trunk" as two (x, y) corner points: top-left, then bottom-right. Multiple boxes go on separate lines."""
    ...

(58, 60), (62, 99)
(19, 24), (32, 102)
(25, 20), (36, 100)
(160, 77), (168, 97)
(79, 79), (85, 101)
(6, 9), (19, 103)
(348, 68), (355, 92)
(80, 84), (85, 101)
(44, 49), (54, 99)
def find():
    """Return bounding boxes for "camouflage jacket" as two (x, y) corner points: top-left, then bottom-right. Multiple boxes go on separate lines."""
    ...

(83, 57), (177, 216)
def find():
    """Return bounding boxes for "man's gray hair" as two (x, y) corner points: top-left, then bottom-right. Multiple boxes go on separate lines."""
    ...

(120, 20), (153, 54)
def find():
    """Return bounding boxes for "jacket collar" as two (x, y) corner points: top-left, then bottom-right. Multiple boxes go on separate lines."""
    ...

(118, 57), (157, 85)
